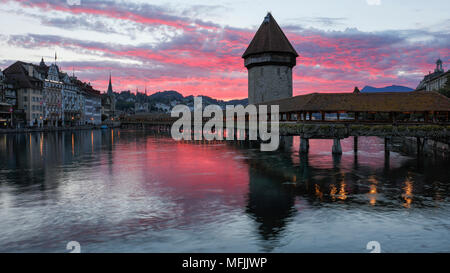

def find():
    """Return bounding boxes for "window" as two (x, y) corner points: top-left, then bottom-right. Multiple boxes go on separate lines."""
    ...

(24, 96), (27, 102)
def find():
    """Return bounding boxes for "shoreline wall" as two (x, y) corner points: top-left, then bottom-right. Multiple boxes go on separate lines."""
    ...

(0, 123), (121, 135)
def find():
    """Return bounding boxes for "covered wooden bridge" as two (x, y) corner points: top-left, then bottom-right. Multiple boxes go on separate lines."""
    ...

(259, 91), (450, 154)
(261, 91), (450, 124)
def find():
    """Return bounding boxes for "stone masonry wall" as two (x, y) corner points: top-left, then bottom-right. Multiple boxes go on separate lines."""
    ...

(248, 65), (292, 104)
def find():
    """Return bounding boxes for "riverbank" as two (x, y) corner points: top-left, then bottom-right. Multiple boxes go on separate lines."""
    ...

(0, 123), (121, 134)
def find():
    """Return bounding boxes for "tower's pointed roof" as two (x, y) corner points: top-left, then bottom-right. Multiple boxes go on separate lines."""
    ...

(39, 57), (47, 68)
(107, 73), (113, 95)
(242, 13), (298, 58)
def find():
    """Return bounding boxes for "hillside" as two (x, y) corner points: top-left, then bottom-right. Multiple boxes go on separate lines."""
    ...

(115, 90), (248, 113)
(361, 85), (414, 93)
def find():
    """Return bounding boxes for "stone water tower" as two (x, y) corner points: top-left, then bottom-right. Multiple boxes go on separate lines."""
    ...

(243, 13), (298, 104)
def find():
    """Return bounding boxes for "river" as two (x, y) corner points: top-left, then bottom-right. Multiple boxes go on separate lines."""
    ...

(0, 129), (449, 252)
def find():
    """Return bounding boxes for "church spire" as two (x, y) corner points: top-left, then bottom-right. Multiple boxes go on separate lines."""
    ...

(107, 73), (113, 95)
(40, 57), (46, 67)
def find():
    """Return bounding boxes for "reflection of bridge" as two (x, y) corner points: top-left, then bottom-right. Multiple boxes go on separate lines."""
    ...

(240, 136), (450, 243)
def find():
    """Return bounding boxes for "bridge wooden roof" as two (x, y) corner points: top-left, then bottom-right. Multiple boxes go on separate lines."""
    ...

(258, 91), (450, 113)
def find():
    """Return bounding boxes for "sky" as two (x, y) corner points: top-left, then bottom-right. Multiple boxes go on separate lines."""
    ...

(0, 0), (449, 100)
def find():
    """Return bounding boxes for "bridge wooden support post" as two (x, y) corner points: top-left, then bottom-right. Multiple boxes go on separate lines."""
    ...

(332, 138), (342, 154)
(384, 138), (391, 171)
(416, 137), (428, 155)
(300, 137), (309, 154)
(353, 136), (359, 168)
(384, 136), (391, 158)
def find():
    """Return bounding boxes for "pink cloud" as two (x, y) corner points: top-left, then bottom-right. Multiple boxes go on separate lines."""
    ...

(2, 0), (449, 99)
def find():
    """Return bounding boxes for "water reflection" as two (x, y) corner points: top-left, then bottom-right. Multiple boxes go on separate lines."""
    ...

(368, 176), (378, 206)
(403, 178), (413, 208)
(246, 168), (296, 244)
(0, 131), (449, 252)
(237, 136), (450, 247)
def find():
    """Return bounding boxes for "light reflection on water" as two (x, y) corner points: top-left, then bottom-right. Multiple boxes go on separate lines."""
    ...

(0, 129), (449, 253)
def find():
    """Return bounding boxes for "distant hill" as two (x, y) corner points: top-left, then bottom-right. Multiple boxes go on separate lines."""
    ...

(115, 90), (248, 113)
(148, 90), (184, 101)
(361, 85), (414, 93)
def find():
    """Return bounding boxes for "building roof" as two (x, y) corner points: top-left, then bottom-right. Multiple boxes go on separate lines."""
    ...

(3, 61), (43, 89)
(416, 70), (450, 90)
(242, 13), (298, 59)
(72, 78), (101, 97)
(258, 91), (450, 112)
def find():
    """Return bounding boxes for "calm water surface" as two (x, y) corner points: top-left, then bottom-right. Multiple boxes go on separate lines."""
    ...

(0, 129), (449, 252)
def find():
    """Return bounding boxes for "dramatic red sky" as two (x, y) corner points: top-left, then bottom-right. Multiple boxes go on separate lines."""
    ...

(0, 0), (449, 100)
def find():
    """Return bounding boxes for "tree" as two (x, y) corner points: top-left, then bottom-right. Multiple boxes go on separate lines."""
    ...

(438, 74), (450, 98)
(353, 86), (361, 94)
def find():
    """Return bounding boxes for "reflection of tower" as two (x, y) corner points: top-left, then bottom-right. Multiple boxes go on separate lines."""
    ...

(243, 13), (298, 104)
(245, 168), (296, 243)
(278, 136), (293, 152)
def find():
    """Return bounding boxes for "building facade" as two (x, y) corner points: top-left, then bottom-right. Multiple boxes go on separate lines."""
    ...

(3, 58), (103, 128)
(0, 69), (16, 128)
(61, 73), (83, 126)
(0, 69), (16, 106)
(80, 81), (102, 125)
(242, 13), (298, 104)
(4, 61), (44, 127)
(416, 59), (449, 91)
(84, 93), (102, 125)
(42, 61), (63, 126)
(135, 102), (150, 113)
